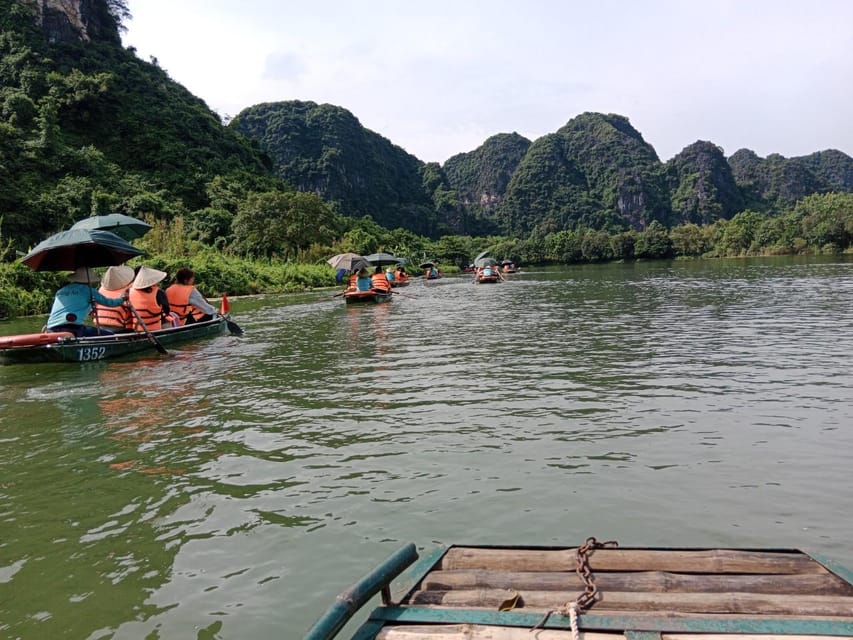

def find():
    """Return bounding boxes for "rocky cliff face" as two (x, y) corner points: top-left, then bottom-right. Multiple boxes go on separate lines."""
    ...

(443, 133), (532, 210)
(666, 141), (743, 224)
(20, 0), (119, 43)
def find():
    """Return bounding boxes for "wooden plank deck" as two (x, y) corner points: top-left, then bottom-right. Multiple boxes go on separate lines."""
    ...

(404, 547), (853, 614)
(306, 544), (853, 640)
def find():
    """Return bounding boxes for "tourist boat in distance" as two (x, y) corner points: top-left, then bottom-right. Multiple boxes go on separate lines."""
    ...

(501, 259), (519, 273)
(344, 289), (392, 304)
(305, 539), (853, 640)
(420, 261), (442, 280)
(0, 316), (237, 365)
(390, 274), (410, 287)
(475, 265), (503, 283)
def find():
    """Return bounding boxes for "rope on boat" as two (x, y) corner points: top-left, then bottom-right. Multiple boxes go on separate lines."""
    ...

(530, 536), (619, 633)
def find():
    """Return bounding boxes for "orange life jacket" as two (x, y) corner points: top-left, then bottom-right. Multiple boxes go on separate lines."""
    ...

(165, 284), (202, 325)
(94, 287), (131, 329)
(371, 273), (391, 292)
(347, 274), (358, 291)
(128, 286), (162, 331)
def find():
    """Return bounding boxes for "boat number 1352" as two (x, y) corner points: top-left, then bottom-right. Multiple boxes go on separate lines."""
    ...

(78, 346), (107, 361)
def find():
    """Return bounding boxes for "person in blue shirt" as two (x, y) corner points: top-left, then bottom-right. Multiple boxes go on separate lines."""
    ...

(46, 266), (127, 337)
(356, 267), (373, 291)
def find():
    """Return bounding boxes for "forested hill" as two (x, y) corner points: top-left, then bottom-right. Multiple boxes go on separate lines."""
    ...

(1, 0), (274, 249)
(234, 102), (853, 236)
(229, 101), (439, 236)
(4, 0), (853, 250)
(442, 132), (532, 232)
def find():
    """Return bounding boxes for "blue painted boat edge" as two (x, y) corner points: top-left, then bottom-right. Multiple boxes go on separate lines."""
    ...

(806, 551), (853, 586)
(304, 543), (419, 640)
(391, 544), (448, 603)
(369, 606), (853, 635)
(348, 544), (449, 640)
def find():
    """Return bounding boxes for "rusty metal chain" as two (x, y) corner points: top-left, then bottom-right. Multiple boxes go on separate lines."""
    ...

(530, 536), (619, 633)
(574, 536), (619, 611)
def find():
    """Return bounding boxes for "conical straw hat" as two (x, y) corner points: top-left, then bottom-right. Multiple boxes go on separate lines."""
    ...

(101, 265), (134, 291)
(131, 266), (167, 289)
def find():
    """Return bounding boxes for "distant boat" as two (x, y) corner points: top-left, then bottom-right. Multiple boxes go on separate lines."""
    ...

(305, 539), (853, 640)
(474, 264), (502, 283)
(343, 289), (392, 304)
(501, 259), (519, 273)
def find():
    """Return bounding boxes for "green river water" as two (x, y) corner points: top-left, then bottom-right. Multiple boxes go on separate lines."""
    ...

(1, 257), (852, 639)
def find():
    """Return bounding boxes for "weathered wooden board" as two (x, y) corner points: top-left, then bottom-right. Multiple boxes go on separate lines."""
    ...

(407, 589), (853, 616)
(420, 570), (853, 595)
(439, 548), (829, 575)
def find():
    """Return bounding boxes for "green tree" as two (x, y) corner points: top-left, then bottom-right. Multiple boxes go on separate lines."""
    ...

(580, 229), (613, 261)
(718, 210), (766, 256)
(432, 235), (474, 267)
(233, 190), (339, 259)
(634, 221), (673, 259)
(670, 223), (710, 257)
(544, 229), (583, 262)
(609, 231), (636, 260)
(795, 192), (853, 250)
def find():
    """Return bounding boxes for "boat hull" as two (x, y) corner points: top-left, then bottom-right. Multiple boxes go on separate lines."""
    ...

(476, 274), (501, 283)
(0, 316), (230, 365)
(344, 290), (392, 304)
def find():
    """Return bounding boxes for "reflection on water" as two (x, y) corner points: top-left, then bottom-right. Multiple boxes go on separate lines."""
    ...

(1, 257), (852, 638)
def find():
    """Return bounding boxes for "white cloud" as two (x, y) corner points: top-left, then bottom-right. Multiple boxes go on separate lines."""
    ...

(122, 0), (853, 163)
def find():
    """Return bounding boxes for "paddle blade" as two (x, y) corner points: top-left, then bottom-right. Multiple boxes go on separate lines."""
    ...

(220, 293), (230, 315)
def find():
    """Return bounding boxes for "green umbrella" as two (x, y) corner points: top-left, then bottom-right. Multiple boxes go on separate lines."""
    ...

(70, 213), (152, 240)
(475, 257), (498, 267)
(22, 229), (144, 271)
(364, 252), (407, 266)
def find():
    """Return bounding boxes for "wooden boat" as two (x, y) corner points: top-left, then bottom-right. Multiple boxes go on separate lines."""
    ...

(305, 539), (853, 640)
(0, 316), (234, 365)
(344, 289), (392, 304)
(390, 276), (410, 288)
(476, 267), (502, 284)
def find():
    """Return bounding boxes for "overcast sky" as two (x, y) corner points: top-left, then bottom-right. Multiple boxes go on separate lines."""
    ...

(121, 0), (853, 164)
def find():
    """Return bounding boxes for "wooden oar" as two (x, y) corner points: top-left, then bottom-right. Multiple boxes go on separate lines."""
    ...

(390, 290), (416, 299)
(127, 301), (169, 355)
(224, 318), (244, 335)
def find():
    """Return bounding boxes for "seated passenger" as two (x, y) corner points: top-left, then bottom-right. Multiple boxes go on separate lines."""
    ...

(94, 265), (135, 331)
(129, 266), (168, 331)
(166, 268), (218, 325)
(46, 267), (126, 337)
(371, 267), (391, 292)
(356, 268), (372, 291)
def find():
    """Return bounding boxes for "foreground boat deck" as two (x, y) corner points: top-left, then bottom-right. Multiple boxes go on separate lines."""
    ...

(306, 542), (853, 640)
